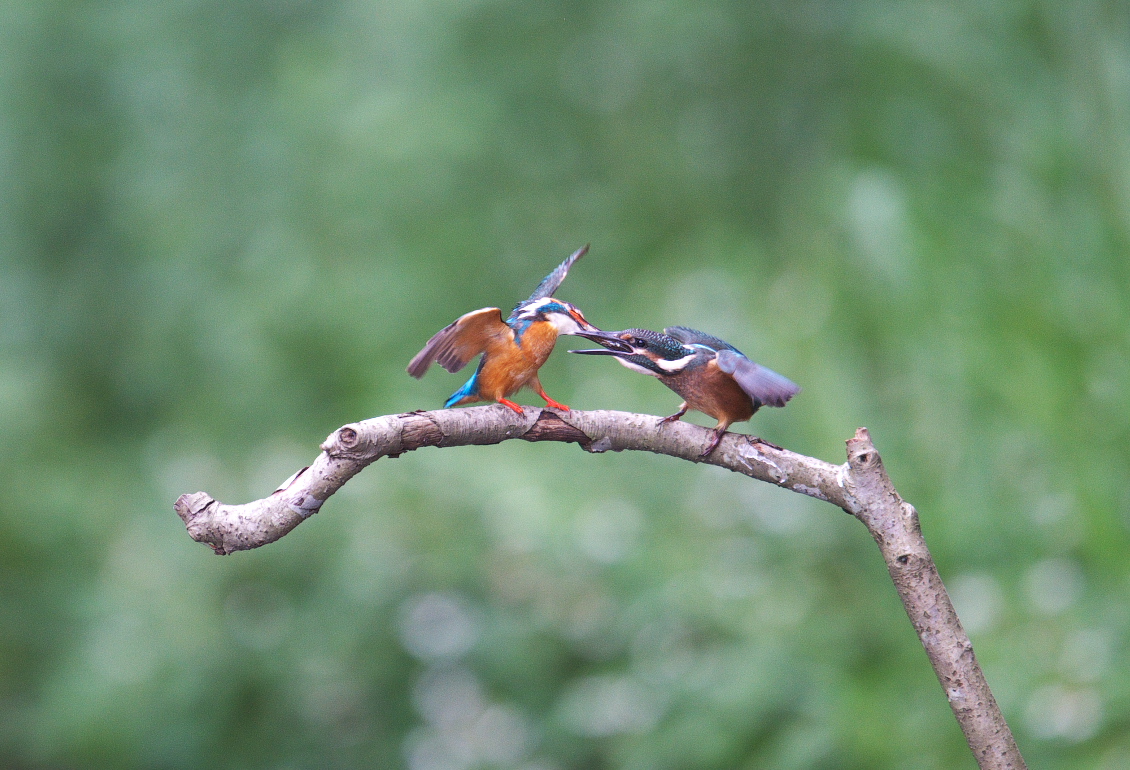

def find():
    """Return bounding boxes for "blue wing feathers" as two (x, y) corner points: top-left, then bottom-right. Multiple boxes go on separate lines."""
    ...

(522, 244), (589, 306)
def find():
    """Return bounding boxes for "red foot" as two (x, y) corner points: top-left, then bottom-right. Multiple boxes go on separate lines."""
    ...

(498, 399), (525, 415)
(532, 384), (569, 411)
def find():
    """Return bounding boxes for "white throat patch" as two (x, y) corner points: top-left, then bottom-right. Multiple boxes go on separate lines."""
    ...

(616, 358), (661, 377)
(546, 312), (586, 334)
(654, 353), (696, 372)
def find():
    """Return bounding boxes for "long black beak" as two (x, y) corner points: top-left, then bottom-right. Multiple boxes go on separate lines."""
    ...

(567, 330), (634, 355)
(570, 347), (624, 356)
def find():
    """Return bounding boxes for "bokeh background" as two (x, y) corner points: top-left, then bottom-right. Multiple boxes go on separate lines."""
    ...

(2, 1), (1128, 768)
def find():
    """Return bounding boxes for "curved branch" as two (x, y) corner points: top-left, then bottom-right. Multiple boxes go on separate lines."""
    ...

(174, 406), (851, 554)
(173, 405), (1025, 770)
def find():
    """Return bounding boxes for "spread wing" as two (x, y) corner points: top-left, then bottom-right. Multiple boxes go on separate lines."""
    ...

(407, 307), (513, 378)
(714, 348), (800, 408)
(524, 244), (589, 304)
(663, 326), (742, 354)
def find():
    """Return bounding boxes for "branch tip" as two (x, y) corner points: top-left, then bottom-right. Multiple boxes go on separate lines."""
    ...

(174, 491), (215, 525)
(846, 427), (883, 471)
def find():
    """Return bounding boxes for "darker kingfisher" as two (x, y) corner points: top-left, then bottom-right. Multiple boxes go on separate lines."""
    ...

(407, 245), (599, 414)
(570, 326), (800, 456)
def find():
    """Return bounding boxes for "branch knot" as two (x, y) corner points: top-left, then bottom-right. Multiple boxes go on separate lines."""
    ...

(523, 410), (593, 449)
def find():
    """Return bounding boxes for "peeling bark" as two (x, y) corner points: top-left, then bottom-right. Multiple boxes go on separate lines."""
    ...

(174, 406), (1025, 770)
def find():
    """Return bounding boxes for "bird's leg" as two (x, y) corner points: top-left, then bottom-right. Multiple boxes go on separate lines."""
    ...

(658, 403), (689, 425)
(700, 426), (727, 458)
(530, 378), (569, 411)
(498, 399), (525, 415)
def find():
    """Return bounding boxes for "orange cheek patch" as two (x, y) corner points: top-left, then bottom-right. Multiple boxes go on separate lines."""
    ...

(567, 308), (595, 331)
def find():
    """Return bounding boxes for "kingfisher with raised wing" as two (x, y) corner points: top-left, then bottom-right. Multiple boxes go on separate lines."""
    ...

(570, 326), (799, 456)
(407, 245), (598, 414)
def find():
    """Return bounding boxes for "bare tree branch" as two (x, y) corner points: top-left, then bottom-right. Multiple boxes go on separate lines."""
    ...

(174, 405), (1026, 770)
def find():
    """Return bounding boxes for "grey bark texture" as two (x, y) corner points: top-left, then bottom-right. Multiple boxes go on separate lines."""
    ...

(174, 405), (1026, 770)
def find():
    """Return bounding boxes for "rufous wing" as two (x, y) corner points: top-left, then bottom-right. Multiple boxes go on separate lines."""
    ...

(407, 307), (514, 378)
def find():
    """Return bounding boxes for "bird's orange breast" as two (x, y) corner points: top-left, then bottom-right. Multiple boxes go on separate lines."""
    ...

(665, 361), (755, 426)
(516, 321), (560, 367)
(474, 321), (560, 401)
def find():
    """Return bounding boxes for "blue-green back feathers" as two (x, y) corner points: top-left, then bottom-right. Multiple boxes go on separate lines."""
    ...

(664, 326), (741, 354)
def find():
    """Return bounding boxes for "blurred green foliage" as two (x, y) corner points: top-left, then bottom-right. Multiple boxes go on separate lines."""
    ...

(2, 0), (1129, 768)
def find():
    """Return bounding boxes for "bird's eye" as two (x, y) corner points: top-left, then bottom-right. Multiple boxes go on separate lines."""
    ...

(632, 337), (646, 346)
